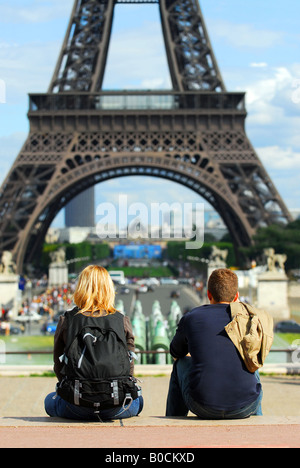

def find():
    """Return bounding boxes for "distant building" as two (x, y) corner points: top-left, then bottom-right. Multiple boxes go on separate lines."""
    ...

(65, 187), (95, 227)
(58, 227), (95, 244)
(113, 244), (162, 260)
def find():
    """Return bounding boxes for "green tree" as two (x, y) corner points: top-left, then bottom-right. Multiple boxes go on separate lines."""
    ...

(167, 241), (236, 267)
(42, 241), (110, 273)
(241, 220), (300, 271)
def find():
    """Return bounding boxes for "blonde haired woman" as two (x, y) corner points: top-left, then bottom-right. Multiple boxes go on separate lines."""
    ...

(45, 265), (143, 421)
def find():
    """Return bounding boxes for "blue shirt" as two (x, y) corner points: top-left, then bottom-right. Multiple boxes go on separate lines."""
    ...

(170, 304), (261, 411)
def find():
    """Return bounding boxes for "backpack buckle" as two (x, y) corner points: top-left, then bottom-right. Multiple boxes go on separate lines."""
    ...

(122, 393), (133, 409)
(74, 380), (82, 406)
(111, 380), (119, 406)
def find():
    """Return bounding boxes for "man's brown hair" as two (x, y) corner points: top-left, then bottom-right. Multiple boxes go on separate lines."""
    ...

(207, 268), (238, 303)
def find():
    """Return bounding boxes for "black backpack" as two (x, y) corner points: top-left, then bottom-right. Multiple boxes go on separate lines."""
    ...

(56, 307), (139, 411)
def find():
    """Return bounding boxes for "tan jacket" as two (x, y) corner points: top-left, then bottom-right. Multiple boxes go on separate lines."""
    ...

(225, 302), (274, 373)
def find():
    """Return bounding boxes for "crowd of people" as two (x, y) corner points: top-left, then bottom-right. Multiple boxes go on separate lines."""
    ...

(18, 283), (76, 319)
(1, 272), (206, 336)
(0, 282), (77, 335)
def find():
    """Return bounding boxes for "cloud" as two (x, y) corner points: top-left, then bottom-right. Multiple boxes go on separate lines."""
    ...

(250, 63), (268, 68)
(227, 63), (300, 210)
(103, 20), (171, 89)
(254, 145), (300, 211)
(0, 0), (73, 24)
(209, 20), (284, 49)
(0, 132), (26, 184)
(242, 65), (300, 142)
(257, 146), (300, 170)
(95, 176), (205, 214)
(0, 40), (61, 101)
(246, 67), (293, 105)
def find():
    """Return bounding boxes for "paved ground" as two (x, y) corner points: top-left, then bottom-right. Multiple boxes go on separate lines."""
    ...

(0, 369), (300, 448)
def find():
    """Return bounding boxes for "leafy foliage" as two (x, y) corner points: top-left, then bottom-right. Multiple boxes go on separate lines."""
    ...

(241, 220), (300, 271)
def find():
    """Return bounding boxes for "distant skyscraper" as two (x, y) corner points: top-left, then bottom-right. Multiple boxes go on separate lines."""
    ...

(65, 187), (95, 227)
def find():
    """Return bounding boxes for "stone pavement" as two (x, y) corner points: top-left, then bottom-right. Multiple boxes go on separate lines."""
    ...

(0, 366), (300, 448)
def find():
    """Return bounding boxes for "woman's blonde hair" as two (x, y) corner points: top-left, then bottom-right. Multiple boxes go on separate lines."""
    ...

(73, 265), (116, 316)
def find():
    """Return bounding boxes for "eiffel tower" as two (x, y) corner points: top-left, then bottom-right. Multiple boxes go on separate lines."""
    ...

(0, 0), (292, 273)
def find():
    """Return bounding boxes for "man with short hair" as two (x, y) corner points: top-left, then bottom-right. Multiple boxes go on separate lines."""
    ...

(166, 268), (263, 419)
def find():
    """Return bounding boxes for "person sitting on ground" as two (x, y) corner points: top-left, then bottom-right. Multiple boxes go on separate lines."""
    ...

(166, 268), (263, 419)
(45, 265), (143, 421)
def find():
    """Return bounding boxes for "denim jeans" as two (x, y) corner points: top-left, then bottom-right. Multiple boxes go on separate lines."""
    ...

(166, 357), (263, 419)
(45, 392), (144, 421)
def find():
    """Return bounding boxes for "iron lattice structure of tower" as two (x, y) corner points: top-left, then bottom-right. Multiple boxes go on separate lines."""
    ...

(0, 0), (292, 273)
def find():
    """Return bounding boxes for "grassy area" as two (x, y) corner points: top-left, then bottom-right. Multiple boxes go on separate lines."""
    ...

(2, 333), (300, 352)
(1, 333), (300, 367)
(0, 335), (54, 366)
(275, 333), (300, 346)
(1, 335), (54, 351)
(108, 265), (174, 278)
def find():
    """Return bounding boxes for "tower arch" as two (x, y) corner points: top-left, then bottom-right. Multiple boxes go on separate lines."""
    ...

(16, 157), (251, 272)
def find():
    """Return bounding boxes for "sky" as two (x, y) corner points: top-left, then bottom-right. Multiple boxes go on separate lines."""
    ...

(0, 0), (300, 229)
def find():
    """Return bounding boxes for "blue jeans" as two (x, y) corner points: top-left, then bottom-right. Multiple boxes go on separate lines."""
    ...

(45, 392), (144, 421)
(166, 357), (263, 419)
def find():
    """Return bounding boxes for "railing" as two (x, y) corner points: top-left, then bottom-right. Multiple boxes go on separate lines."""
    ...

(1, 348), (299, 359)
(2, 300), (298, 366)
(28, 91), (246, 113)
